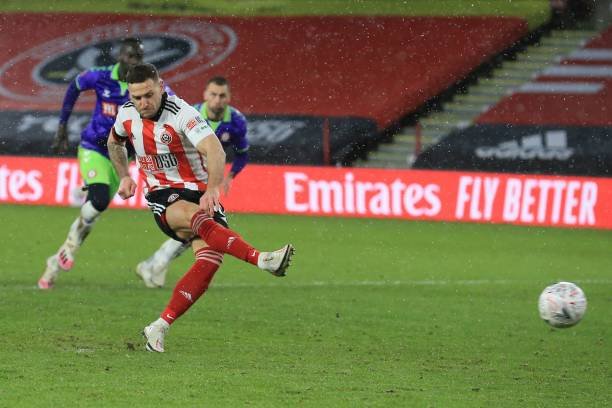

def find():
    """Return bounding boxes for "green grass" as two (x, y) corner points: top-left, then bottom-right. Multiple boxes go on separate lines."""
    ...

(1, 204), (611, 406)
(2, 0), (551, 30)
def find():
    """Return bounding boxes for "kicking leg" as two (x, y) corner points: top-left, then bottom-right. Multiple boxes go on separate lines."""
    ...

(142, 198), (296, 352)
(190, 210), (295, 276)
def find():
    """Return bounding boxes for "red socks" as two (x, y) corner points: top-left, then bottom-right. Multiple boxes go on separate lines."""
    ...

(191, 211), (259, 265)
(161, 248), (222, 324)
(160, 212), (263, 325)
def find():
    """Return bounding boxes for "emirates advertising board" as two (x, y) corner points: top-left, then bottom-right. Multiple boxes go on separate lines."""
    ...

(2, 156), (611, 230)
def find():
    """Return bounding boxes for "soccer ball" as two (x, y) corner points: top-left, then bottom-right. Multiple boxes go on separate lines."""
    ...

(538, 282), (587, 328)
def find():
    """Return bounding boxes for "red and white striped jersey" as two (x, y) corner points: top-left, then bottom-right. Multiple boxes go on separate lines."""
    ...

(113, 94), (216, 192)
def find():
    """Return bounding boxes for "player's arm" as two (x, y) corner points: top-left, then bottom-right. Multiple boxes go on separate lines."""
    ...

(107, 110), (136, 199)
(197, 133), (226, 216)
(230, 111), (249, 176)
(53, 71), (95, 154)
(223, 112), (249, 194)
(53, 81), (80, 154)
(229, 147), (249, 178)
(182, 109), (225, 216)
(197, 136), (226, 190)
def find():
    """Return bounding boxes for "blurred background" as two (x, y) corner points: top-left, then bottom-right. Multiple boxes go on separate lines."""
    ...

(0, 0), (608, 174)
(2, 3), (611, 406)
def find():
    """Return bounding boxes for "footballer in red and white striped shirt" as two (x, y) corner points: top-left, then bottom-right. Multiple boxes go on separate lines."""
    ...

(113, 89), (216, 192)
(107, 63), (294, 353)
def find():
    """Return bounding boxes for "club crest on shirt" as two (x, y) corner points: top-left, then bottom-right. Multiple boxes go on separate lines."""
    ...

(168, 193), (180, 203)
(160, 132), (173, 145)
(221, 132), (231, 142)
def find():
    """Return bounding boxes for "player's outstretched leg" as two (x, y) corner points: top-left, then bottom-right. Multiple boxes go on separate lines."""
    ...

(38, 201), (101, 289)
(190, 210), (295, 277)
(136, 239), (190, 288)
(143, 246), (222, 352)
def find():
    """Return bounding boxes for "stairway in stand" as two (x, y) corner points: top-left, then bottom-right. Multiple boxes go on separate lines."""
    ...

(354, 29), (598, 169)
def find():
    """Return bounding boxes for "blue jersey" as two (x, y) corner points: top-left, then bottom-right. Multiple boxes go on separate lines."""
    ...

(193, 102), (249, 176)
(71, 64), (129, 157)
(60, 64), (173, 158)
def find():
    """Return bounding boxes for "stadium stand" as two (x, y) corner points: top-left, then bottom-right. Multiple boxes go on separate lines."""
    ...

(477, 26), (612, 127)
(0, 14), (526, 166)
(360, 1), (610, 170)
(414, 24), (612, 176)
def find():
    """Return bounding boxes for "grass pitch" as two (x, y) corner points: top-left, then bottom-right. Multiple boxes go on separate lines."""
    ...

(1, 204), (610, 406)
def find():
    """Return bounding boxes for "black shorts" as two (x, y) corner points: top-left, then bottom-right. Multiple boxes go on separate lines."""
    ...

(145, 188), (229, 243)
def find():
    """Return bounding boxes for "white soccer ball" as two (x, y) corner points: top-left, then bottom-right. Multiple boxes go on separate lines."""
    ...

(538, 282), (587, 328)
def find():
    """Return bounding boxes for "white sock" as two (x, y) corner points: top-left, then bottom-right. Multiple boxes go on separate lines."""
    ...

(65, 201), (101, 248)
(152, 239), (189, 264)
(153, 318), (170, 329)
(80, 200), (101, 224)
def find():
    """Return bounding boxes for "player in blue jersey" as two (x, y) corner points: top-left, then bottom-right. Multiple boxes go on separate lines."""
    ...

(38, 38), (186, 289)
(195, 76), (249, 195)
(136, 76), (250, 287)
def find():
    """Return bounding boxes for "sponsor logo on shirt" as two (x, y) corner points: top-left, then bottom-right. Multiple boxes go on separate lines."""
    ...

(168, 193), (180, 203)
(137, 153), (178, 172)
(186, 116), (204, 131)
(101, 102), (117, 117)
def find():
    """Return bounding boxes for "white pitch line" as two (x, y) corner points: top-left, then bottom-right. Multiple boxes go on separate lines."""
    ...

(14, 279), (612, 292)
(210, 279), (612, 290)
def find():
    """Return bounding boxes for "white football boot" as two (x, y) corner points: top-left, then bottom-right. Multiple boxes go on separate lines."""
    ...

(38, 254), (61, 289)
(143, 321), (169, 353)
(136, 259), (167, 288)
(257, 244), (295, 277)
(136, 239), (188, 288)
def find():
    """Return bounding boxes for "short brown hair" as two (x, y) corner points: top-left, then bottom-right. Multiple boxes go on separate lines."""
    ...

(206, 76), (230, 89)
(126, 63), (159, 84)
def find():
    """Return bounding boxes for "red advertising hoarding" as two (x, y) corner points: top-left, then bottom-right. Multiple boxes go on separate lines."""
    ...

(2, 156), (611, 230)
